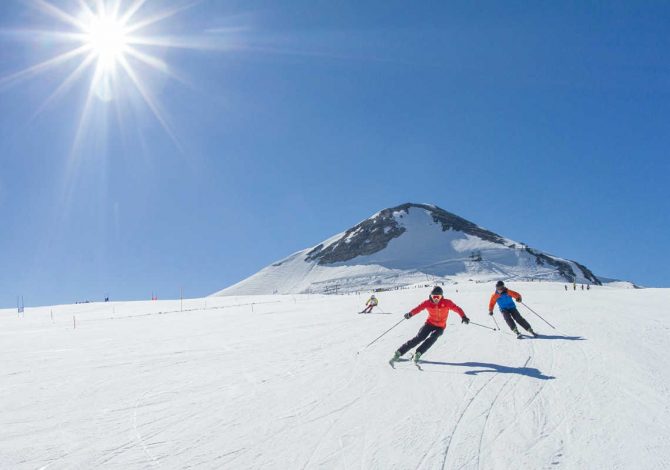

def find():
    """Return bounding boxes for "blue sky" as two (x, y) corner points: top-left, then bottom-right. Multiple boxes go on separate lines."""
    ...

(1, 0), (669, 307)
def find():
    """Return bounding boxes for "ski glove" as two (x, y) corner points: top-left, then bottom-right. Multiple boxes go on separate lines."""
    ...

(517, 297), (523, 303)
(461, 316), (470, 324)
(488, 311), (494, 316)
(403, 312), (412, 320)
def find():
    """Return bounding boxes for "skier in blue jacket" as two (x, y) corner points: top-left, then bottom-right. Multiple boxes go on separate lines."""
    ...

(488, 281), (536, 339)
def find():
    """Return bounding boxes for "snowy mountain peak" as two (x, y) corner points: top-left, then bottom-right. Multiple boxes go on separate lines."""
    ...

(214, 203), (601, 296)
(306, 203), (506, 266)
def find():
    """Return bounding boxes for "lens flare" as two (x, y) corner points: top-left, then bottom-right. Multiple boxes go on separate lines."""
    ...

(85, 15), (129, 71)
(0, 0), (241, 147)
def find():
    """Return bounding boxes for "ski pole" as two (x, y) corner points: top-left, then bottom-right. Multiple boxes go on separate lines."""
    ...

(469, 321), (497, 331)
(357, 318), (405, 354)
(520, 302), (556, 329)
(490, 314), (500, 331)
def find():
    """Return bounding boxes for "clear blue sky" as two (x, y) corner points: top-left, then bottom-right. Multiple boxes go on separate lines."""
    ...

(1, 0), (668, 307)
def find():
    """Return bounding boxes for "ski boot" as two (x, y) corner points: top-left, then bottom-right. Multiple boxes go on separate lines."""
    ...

(528, 328), (538, 338)
(413, 352), (422, 363)
(389, 351), (401, 367)
(513, 328), (523, 339)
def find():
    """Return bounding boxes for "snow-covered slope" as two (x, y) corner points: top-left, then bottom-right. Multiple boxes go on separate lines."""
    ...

(1, 283), (667, 469)
(214, 203), (601, 296)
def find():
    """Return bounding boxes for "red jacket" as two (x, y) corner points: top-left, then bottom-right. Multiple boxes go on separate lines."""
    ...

(408, 298), (465, 329)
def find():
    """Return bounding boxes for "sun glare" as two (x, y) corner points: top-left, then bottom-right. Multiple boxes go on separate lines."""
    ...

(85, 15), (129, 70)
(0, 0), (242, 150)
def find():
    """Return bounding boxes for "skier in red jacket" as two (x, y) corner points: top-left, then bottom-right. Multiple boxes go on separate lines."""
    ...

(389, 286), (469, 365)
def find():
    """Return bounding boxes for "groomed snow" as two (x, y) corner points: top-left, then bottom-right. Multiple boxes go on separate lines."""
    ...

(1, 282), (668, 469)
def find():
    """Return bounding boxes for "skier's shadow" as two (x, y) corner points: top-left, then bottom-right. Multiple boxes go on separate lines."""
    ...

(535, 334), (585, 341)
(419, 361), (556, 380)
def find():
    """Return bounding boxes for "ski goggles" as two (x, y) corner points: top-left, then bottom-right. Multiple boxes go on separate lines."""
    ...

(431, 294), (443, 301)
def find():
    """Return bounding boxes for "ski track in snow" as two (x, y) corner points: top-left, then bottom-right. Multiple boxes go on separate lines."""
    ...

(473, 335), (540, 470)
(300, 360), (365, 469)
(439, 371), (499, 470)
(133, 389), (168, 468)
(473, 355), (532, 470)
(487, 337), (555, 456)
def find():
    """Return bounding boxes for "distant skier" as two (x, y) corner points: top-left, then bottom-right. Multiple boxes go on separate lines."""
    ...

(488, 281), (536, 339)
(564, 285), (568, 291)
(390, 286), (469, 365)
(361, 294), (378, 313)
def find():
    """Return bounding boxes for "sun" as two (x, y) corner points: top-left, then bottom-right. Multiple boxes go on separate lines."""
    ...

(0, 0), (192, 142)
(0, 0), (243, 149)
(84, 14), (129, 71)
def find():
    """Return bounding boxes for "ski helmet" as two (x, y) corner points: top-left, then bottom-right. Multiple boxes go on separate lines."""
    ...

(496, 281), (505, 288)
(430, 286), (443, 296)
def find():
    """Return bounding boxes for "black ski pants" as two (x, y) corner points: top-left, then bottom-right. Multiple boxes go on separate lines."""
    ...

(501, 308), (532, 332)
(397, 323), (444, 356)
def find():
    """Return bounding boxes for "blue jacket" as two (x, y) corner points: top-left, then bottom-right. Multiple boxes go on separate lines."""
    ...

(488, 288), (521, 311)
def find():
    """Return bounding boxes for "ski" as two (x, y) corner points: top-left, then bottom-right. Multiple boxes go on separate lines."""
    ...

(409, 353), (423, 370)
(388, 359), (422, 370)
